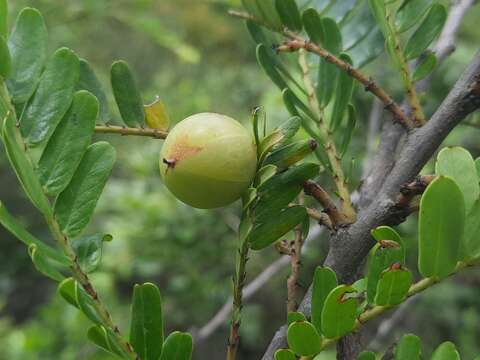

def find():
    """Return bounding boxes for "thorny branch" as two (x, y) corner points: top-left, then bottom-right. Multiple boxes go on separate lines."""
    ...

(228, 10), (414, 130)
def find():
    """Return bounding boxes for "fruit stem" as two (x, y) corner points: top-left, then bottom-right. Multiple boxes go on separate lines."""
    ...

(95, 124), (168, 139)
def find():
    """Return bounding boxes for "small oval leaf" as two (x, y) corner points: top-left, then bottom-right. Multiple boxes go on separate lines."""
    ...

(111, 60), (145, 127)
(130, 283), (164, 360)
(55, 142), (116, 238)
(418, 176), (465, 278)
(374, 267), (412, 306)
(394, 333), (421, 360)
(37, 90), (98, 196)
(321, 285), (358, 339)
(287, 321), (321, 356)
(311, 266), (338, 334)
(275, 0), (302, 32)
(249, 206), (307, 250)
(404, 4), (447, 60)
(21, 47), (80, 146)
(275, 349), (296, 360)
(6, 7), (48, 105)
(431, 342), (460, 360)
(160, 332), (193, 360)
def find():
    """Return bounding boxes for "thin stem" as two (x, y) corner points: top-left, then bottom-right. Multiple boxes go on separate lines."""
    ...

(287, 226), (303, 312)
(46, 209), (138, 359)
(385, 8), (425, 126)
(280, 40), (414, 130)
(227, 223), (250, 360)
(95, 124), (168, 139)
(228, 10), (414, 130)
(297, 50), (356, 222)
(303, 181), (350, 226)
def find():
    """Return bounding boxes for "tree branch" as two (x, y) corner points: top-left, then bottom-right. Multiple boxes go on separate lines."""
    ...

(261, 49), (480, 360)
(277, 40), (414, 130)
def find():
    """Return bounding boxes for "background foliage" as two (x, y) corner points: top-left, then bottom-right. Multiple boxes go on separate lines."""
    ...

(0, 0), (479, 359)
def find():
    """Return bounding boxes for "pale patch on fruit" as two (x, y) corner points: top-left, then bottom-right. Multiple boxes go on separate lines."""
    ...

(162, 140), (203, 174)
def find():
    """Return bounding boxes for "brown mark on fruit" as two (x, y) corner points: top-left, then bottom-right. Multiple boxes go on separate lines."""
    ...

(163, 140), (203, 174)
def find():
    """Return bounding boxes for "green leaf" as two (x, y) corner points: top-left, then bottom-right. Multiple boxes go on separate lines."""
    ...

(371, 225), (403, 244)
(358, 351), (376, 360)
(394, 334), (421, 360)
(287, 321), (321, 356)
(431, 342), (460, 360)
(28, 244), (65, 282)
(242, 0), (264, 21)
(110, 60), (145, 127)
(249, 206), (307, 250)
(475, 157), (480, 178)
(367, 226), (405, 303)
(264, 139), (317, 171)
(321, 285), (357, 339)
(255, 0), (283, 30)
(436, 147), (479, 214)
(339, 104), (356, 157)
(258, 162), (319, 192)
(396, 0), (432, 33)
(1, 107), (52, 215)
(259, 116), (302, 160)
(317, 59), (338, 108)
(72, 234), (105, 273)
(0, 200), (69, 265)
(302, 8), (324, 45)
(330, 53), (355, 131)
(275, 0), (302, 32)
(6, 7), (48, 105)
(275, 349), (296, 360)
(21, 47), (80, 146)
(256, 44), (288, 91)
(0, 0), (6, 39)
(349, 29), (384, 68)
(374, 267), (412, 306)
(465, 200), (480, 260)
(418, 176), (465, 278)
(412, 52), (437, 82)
(130, 283), (164, 360)
(0, 35), (11, 78)
(287, 312), (306, 325)
(322, 17), (342, 55)
(160, 332), (193, 360)
(327, 0), (357, 24)
(368, 0), (389, 37)
(255, 165), (277, 188)
(37, 90), (98, 196)
(404, 4), (447, 60)
(76, 281), (104, 325)
(58, 278), (78, 308)
(77, 59), (110, 123)
(254, 185), (300, 223)
(342, 2), (376, 51)
(55, 142), (116, 238)
(311, 267), (338, 334)
(88, 325), (128, 358)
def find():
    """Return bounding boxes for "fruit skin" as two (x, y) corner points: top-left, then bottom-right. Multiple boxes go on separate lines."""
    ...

(160, 112), (257, 209)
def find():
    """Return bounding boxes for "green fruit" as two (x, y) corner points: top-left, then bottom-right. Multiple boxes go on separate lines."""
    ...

(159, 113), (257, 209)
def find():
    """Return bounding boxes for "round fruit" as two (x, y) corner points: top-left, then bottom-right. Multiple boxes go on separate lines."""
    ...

(159, 112), (257, 209)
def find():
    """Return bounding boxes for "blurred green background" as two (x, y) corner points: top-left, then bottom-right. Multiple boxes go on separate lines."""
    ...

(0, 1), (479, 359)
